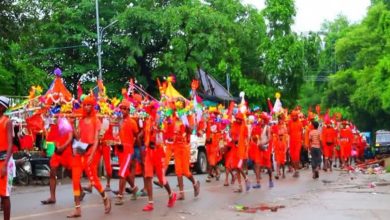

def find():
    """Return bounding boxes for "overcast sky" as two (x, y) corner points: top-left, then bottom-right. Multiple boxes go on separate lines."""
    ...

(242, 0), (371, 33)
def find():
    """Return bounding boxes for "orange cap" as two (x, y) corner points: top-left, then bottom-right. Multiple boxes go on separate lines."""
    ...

(82, 95), (96, 105)
(119, 100), (131, 109)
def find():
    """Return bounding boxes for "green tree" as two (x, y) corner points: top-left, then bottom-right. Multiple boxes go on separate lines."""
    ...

(322, 0), (390, 130)
(115, 0), (269, 100)
(0, 0), (50, 96)
(262, 0), (304, 106)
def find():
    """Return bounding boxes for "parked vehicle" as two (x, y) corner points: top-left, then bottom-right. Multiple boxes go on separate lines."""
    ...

(361, 132), (374, 159)
(14, 151), (50, 185)
(374, 130), (390, 155)
(14, 156), (31, 186)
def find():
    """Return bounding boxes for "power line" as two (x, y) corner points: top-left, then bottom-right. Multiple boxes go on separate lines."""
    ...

(38, 44), (88, 51)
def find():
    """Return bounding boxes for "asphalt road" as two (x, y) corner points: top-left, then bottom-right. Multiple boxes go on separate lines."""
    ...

(8, 168), (390, 220)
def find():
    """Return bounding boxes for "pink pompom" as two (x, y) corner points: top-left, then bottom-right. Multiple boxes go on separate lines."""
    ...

(58, 117), (73, 135)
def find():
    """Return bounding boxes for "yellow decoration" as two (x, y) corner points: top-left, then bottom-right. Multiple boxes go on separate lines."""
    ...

(60, 103), (73, 113)
(98, 101), (113, 115)
(165, 81), (185, 99)
(275, 92), (281, 99)
(36, 86), (43, 94)
(110, 97), (121, 107)
(218, 104), (224, 112)
(209, 106), (217, 112)
(175, 100), (184, 109)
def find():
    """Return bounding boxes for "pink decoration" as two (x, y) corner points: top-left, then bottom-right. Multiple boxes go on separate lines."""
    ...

(58, 117), (73, 135)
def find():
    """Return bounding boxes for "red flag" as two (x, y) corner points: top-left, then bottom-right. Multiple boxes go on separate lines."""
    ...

(315, 104), (321, 116)
(227, 101), (235, 119)
(77, 81), (83, 100)
(26, 113), (44, 133)
(267, 98), (273, 114)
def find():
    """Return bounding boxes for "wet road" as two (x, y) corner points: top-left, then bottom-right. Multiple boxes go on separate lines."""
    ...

(9, 168), (390, 220)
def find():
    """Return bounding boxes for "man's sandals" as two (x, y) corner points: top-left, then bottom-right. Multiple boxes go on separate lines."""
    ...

(103, 195), (111, 214)
(66, 194), (110, 218)
(194, 181), (200, 197)
(67, 205), (81, 218)
(41, 199), (56, 205)
(82, 186), (93, 193)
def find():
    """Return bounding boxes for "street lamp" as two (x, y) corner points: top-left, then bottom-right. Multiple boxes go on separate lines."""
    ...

(95, 0), (117, 80)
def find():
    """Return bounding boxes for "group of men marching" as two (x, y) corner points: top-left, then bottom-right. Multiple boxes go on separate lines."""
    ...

(0, 93), (368, 220)
(202, 108), (367, 187)
(38, 96), (201, 218)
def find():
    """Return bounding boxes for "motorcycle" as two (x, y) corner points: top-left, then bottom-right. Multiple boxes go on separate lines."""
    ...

(14, 156), (31, 186)
(14, 151), (51, 185)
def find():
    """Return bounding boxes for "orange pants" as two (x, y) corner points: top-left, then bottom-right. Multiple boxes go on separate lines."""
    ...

(144, 147), (166, 185)
(71, 149), (104, 196)
(274, 141), (286, 165)
(95, 144), (112, 177)
(259, 150), (272, 168)
(206, 144), (219, 166)
(340, 143), (352, 161)
(223, 144), (234, 169)
(0, 160), (12, 197)
(323, 144), (335, 159)
(164, 142), (174, 168)
(174, 143), (191, 177)
(249, 142), (260, 165)
(231, 146), (244, 169)
(290, 141), (301, 163)
(117, 150), (132, 178)
(50, 147), (72, 169)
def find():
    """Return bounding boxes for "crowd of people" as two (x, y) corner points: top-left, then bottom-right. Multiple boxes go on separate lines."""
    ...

(0, 92), (368, 219)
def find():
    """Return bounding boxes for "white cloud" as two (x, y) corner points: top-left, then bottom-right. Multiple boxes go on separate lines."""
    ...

(241, 0), (371, 33)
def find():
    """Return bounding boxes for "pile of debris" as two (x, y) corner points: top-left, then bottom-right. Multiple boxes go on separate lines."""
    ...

(344, 158), (388, 174)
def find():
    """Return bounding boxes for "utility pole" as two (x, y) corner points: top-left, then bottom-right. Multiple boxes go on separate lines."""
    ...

(95, 0), (117, 80)
(95, 0), (102, 80)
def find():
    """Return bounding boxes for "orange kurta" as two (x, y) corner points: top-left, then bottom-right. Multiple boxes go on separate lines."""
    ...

(0, 116), (11, 197)
(47, 124), (73, 169)
(72, 116), (103, 196)
(258, 124), (272, 168)
(274, 124), (288, 164)
(206, 127), (222, 166)
(163, 118), (175, 166)
(248, 124), (262, 164)
(173, 119), (191, 177)
(321, 126), (337, 159)
(288, 120), (303, 162)
(339, 128), (353, 161)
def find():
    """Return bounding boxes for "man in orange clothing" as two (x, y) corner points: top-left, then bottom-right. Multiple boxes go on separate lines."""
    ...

(172, 99), (200, 200)
(90, 120), (114, 192)
(302, 115), (313, 169)
(205, 120), (222, 183)
(258, 113), (273, 188)
(357, 134), (367, 163)
(339, 121), (353, 168)
(222, 120), (235, 187)
(67, 96), (111, 218)
(114, 100), (139, 205)
(163, 115), (175, 170)
(41, 119), (74, 205)
(287, 111), (303, 178)
(230, 112), (250, 192)
(248, 115), (261, 187)
(0, 96), (12, 220)
(142, 112), (177, 211)
(100, 123), (113, 191)
(321, 119), (337, 171)
(274, 114), (288, 179)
